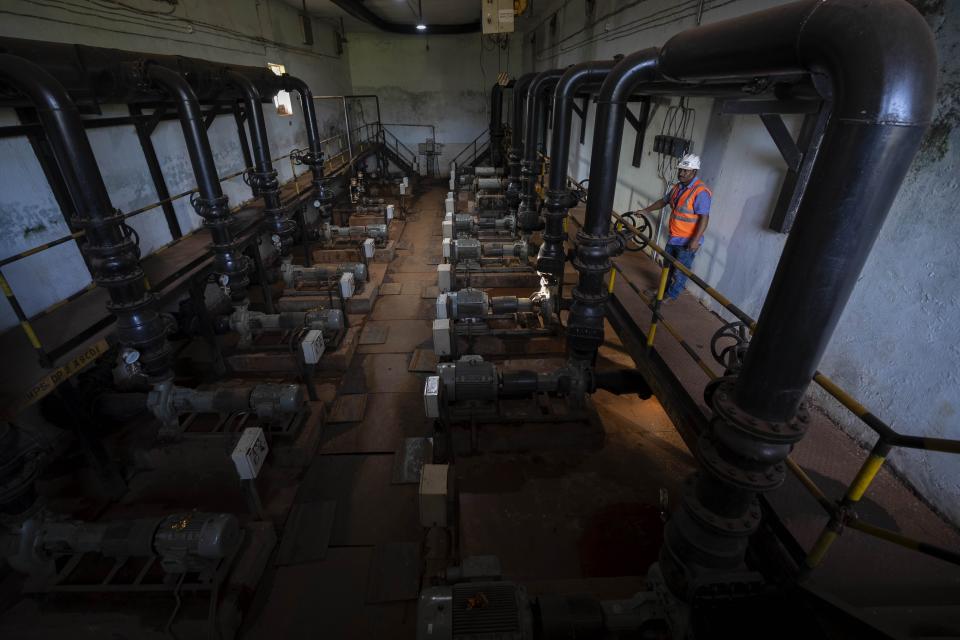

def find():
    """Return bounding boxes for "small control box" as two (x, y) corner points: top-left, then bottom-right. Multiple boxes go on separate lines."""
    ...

(301, 329), (325, 364)
(231, 427), (268, 480)
(340, 272), (355, 298)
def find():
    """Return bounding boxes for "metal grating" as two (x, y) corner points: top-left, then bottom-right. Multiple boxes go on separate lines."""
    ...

(452, 582), (521, 637)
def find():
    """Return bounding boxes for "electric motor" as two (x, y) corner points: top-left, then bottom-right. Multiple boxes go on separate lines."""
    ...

(475, 177), (504, 192)
(5, 512), (241, 577)
(473, 166), (501, 177)
(453, 213), (476, 235)
(451, 288), (488, 319)
(437, 356), (498, 403)
(281, 259), (367, 287)
(446, 238), (482, 263)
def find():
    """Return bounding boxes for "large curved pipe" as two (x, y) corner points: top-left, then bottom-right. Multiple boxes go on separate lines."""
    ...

(537, 59), (619, 279)
(280, 74), (332, 209)
(658, 0), (937, 421)
(566, 49), (659, 362)
(224, 70), (295, 255)
(505, 72), (538, 212)
(517, 69), (565, 232)
(145, 64), (249, 301)
(0, 55), (171, 378)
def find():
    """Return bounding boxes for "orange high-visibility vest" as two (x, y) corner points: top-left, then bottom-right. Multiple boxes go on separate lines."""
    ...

(668, 179), (711, 240)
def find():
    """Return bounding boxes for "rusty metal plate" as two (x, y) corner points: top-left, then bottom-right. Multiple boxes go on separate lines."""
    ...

(276, 500), (337, 566)
(380, 283), (403, 296)
(360, 324), (389, 345)
(408, 349), (438, 373)
(391, 437), (434, 484)
(421, 286), (440, 299)
(328, 394), (368, 423)
(365, 542), (421, 603)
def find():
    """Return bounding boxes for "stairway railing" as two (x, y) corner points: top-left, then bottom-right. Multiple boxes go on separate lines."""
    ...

(448, 130), (490, 171)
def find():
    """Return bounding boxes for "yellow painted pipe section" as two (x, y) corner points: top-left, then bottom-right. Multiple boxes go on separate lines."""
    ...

(804, 528), (839, 569)
(845, 453), (886, 502)
(645, 266), (671, 347)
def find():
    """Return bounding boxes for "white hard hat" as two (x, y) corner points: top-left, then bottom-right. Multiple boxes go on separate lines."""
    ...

(678, 153), (701, 170)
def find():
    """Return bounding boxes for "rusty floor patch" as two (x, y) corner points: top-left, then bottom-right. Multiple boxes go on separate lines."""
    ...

(360, 324), (389, 345)
(380, 282), (403, 295)
(328, 393), (368, 423)
(408, 348), (437, 373)
(421, 285), (439, 299)
(365, 542), (421, 603)
(276, 500), (337, 566)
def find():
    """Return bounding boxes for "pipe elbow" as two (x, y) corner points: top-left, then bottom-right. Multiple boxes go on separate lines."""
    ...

(796, 0), (937, 125)
(658, 0), (936, 126)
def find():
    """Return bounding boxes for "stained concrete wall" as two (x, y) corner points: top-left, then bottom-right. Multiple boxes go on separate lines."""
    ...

(0, 0), (351, 328)
(347, 31), (519, 173)
(518, 0), (960, 525)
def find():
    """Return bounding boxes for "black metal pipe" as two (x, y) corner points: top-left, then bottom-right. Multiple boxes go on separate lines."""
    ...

(0, 36), (284, 107)
(567, 49), (659, 362)
(538, 59), (619, 279)
(505, 72), (538, 212)
(281, 74), (334, 218)
(489, 80), (513, 168)
(224, 70), (295, 256)
(651, 0), (934, 600)
(0, 54), (171, 378)
(518, 69), (565, 232)
(145, 63), (249, 301)
(658, 0), (937, 422)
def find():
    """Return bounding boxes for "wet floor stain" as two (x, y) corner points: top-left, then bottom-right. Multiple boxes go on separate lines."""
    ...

(578, 502), (664, 577)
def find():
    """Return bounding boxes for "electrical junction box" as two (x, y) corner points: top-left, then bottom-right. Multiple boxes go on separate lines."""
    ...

(433, 318), (453, 357)
(445, 197), (455, 214)
(419, 463), (452, 527)
(436, 292), (449, 319)
(340, 272), (355, 298)
(442, 237), (452, 260)
(231, 427), (269, 480)
(386, 204), (395, 221)
(423, 375), (441, 419)
(442, 219), (454, 239)
(482, 0), (515, 34)
(362, 237), (376, 259)
(437, 264), (453, 292)
(400, 184), (407, 196)
(301, 329), (325, 364)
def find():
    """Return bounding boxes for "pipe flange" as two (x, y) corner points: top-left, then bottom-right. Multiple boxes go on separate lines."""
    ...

(681, 475), (760, 537)
(697, 435), (784, 492)
(191, 194), (230, 219)
(711, 380), (809, 444)
(72, 209), (126, 231)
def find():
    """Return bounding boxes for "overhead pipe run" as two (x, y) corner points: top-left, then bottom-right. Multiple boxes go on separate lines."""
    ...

(0, 54), (172, 380)
(141, 63), (251, 304)
(538, 59), (619, 280)
(517, 68), (565, 233)
(0, 36), (285, 107)
(225, 70), (296, 257)
(505, 72), (538, 214)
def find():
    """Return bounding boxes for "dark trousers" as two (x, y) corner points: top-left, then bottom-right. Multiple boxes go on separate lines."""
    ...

(665, 244), (697, 300)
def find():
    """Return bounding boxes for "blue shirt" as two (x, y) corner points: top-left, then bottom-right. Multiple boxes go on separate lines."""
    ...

(665, 177), (711, 246)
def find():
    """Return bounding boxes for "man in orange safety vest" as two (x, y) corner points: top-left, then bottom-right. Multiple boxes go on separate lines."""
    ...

(638, 153), (711, 301)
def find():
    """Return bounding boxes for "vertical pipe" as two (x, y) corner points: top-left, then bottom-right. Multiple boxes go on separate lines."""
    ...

(225, 70), (295, 256)
(0, 54), (171, 378)
(567, 49), (659, 363)
(505, 72), (538, 213)
(145, 63), (250, 303)
(538, 59), (618, 280)
(518, 69), (564, 232)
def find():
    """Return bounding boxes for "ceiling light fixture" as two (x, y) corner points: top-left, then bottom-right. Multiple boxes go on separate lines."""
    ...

(416, 0), (426, 31)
